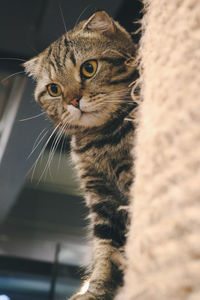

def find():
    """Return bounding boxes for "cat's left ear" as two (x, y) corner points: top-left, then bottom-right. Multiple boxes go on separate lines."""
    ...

(83, 11), (115, 35)
(23, 56), (39, 79)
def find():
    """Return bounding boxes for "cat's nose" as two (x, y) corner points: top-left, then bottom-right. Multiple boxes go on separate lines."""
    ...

(69, 98), (80, 108)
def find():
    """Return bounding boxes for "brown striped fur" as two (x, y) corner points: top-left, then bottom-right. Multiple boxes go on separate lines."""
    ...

(24, 11), (138, 300)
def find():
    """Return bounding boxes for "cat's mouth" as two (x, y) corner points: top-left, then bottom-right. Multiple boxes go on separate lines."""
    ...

(70, 101), (99, 116)
(77, 106), (99, 119)
(68, 104), (93, 118)
(67, 103), (104, 128)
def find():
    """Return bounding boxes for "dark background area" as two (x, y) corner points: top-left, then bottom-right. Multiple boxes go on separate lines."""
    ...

(0, 0), (142, 71)
(0, 1), (142, 299)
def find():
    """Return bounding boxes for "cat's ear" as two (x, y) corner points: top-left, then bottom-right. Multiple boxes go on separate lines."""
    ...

(23, 56), (39, 78)
(83, 11), (115, 35)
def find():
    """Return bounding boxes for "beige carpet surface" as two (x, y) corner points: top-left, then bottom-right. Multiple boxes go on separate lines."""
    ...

(116, 0), (200, 299)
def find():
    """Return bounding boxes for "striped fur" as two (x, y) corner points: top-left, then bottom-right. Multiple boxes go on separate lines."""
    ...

(24, 11), (138, 300)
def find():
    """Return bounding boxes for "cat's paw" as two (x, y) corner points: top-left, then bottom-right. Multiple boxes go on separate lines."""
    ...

(68, 291), (111, 300)
(68, 291), (96, 300)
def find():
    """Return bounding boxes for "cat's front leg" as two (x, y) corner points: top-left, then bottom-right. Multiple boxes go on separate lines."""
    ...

(69, 239), (124, 300)
(68, 189), (128, 300)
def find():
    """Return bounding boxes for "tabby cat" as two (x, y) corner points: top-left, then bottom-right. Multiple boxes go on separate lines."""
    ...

(24, 11), (138, 300)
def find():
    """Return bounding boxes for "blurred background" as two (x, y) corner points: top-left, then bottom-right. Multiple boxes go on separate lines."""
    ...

(0, 1), (142, 299)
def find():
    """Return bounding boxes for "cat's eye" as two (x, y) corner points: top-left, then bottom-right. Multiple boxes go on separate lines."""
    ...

(47, 83), (62, 97)
(81, 60), (97, 78)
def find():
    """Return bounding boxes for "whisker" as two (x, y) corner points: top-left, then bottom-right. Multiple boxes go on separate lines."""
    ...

(30, 122), (61, 183)
(75, 4), (93, 27)
(44, 119), (71, 180)
(50, 123), (67, 170)
(0, 57), (26, 62)
(39, 121), (67, 181)
(27, 128), (49, 160)
(59, 3), (67, 32)
(42, 125), (63, 180)
(19, 111), (45, 122)
(83, 96), (136, 112)
(32, 127), (48, 150)
(1, 71), (25, 83)
(46, 127), (64, 175)
(104, 100), (135, 104)
(57, 129), (66, 172)
(94, 97), (135, 104)
(124, 117), (135, 122)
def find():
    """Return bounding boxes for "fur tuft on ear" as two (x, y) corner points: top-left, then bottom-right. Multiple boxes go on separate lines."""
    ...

(83, 11), (115, 34)
(23, 56), (39, 78)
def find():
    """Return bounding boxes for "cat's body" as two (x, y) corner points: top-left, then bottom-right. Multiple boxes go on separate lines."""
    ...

(70, 117), (135, 299)
(24, 11), (137, 299)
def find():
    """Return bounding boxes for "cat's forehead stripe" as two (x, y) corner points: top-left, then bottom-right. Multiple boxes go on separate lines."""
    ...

(45, 36), (71, 77)
(63, 36), (70, 62)
(70, 51), (76, 66)
(49, 60), (57, 73)
(47, 46), (53, 58)
(46, 33), (104, 74)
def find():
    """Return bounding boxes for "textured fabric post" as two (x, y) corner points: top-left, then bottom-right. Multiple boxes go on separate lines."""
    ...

(115, 0), (200, 299)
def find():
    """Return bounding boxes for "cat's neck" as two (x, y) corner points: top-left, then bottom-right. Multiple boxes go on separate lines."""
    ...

(72, 118), (134, 152)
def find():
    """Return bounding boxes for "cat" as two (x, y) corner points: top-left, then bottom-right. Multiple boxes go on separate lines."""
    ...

(24, 11), (138, 300)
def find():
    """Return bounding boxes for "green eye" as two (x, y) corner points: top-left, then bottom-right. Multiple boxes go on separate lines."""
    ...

(81, 60), (97, 78)
(47, 83), (62, 97)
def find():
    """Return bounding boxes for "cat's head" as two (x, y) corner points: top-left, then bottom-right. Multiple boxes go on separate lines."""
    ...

(24, 11), (136, 133)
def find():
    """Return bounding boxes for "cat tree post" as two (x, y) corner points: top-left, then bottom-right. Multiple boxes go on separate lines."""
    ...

(116, 0), (200, 299)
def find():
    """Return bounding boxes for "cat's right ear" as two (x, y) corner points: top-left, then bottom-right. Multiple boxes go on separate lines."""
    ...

(23, 56), (39, 79)
(83, 11), (115, 35)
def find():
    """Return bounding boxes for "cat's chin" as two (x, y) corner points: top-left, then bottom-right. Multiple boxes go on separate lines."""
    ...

(68, 104), (106, 128)
(70, 112), (105, 128)
(69, 111), (106, 128)
(79, 111), (106, 128)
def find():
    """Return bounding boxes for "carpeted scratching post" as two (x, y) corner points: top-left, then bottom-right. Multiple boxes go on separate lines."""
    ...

(116, 0), (200, 299)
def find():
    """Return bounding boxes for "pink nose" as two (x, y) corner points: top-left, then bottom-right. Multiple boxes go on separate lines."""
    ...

(70, 98), (80, 107)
